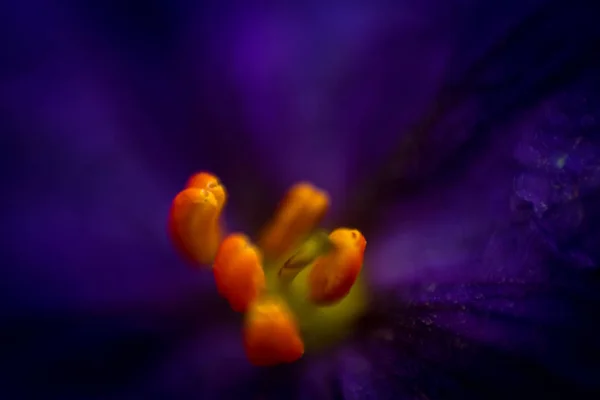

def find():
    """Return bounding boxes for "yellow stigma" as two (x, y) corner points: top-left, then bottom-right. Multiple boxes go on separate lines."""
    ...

(168, 173), (368, 366)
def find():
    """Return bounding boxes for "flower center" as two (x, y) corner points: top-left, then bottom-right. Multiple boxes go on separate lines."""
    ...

(169, 173), (369, 365)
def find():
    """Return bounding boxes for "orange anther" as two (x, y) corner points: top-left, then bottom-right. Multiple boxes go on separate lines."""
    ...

(329, 228), (367, 254)
(169, 172), (227, 265)
(307, 228), (366, 305)
(243, 297), (304, 366)
(259, 182), (329, 260)
(213, 234), (266, 312)
(186, 172), (227, 211)
(168, 187), (221, 265)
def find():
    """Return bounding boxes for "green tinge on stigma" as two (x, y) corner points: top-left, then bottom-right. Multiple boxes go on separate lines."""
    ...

(263, 232), (369, 352)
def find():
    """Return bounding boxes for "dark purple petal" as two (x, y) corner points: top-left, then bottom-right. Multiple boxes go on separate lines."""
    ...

(356, 88), (600, 398)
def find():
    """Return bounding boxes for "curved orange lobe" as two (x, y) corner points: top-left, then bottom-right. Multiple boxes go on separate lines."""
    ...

(169, 187), (221, 265)
(213, 234), (266, 312)
(186, 172), (227, 211)
(169, 172), (228, 265)
(243, 297), (304, 366)
(259, 182), (329, 260)
(307, 228), (367, 305)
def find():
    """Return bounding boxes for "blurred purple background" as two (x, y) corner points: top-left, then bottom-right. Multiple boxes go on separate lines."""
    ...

(1, 0), (600, 399)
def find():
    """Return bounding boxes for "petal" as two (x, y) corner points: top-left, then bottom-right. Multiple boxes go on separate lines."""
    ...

(243, 296), (304, 366)
(213, 234), (266, 312)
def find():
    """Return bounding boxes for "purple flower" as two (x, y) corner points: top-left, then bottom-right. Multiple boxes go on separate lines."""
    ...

(2, 1), (600, 399)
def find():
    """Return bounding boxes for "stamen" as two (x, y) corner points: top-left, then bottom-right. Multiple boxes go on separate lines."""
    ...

(168, 173), (371, 364)
(243, 296), (304, 366)
(259, 182), (329, 260)
(307, 228), (366, 305)
(168, 187), (221, 265)
(186, 172), (227, 211)
(213, 234), (266, 312)
(168, 172), (227, 265)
